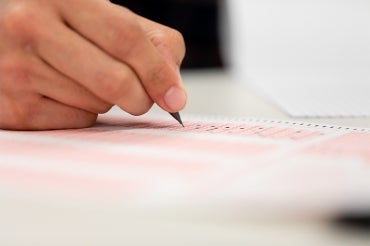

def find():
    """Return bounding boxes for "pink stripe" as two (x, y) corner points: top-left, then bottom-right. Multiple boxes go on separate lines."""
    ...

(0, 166), (134, 198)
(302, 132), (370, 164)
(17, 129), (275, 158)
(0, 138), (208, 173)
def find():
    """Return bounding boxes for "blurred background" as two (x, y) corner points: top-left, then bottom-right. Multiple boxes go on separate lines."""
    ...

(111, 0), (224, 69)
(110, 0), (370, 118)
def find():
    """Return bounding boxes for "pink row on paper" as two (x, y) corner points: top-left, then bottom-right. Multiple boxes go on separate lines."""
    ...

(97, 115), (324, 141)
(302, 132), (370, 165)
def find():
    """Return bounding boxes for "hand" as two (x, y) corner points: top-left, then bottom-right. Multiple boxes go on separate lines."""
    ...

(0, 0), (187, 130)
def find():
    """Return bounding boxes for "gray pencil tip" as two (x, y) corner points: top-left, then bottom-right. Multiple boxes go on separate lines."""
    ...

(169, 112), (184, 127)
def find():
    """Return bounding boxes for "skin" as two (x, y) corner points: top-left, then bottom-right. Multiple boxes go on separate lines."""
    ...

(0, 0), (187, 130)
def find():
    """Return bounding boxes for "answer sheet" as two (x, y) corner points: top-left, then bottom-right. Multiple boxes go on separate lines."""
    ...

(1, 109), (370, 217)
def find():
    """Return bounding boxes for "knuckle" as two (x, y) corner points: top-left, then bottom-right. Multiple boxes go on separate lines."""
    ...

(149, 27), (185, 48)
(166, 28), (186, 63)
(108, 17), (142, 57)
(148, 28), (186, 65)
(1, 2), (40, 43)
(168, 28), (185, 47)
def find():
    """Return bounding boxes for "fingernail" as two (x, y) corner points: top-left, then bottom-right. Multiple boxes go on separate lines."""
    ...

(164, 86), (187, 112)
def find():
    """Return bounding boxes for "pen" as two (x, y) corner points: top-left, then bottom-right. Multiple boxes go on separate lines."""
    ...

(170, 112), (184, 127)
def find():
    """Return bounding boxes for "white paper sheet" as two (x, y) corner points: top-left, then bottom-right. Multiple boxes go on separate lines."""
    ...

(255, 77), (370, 117)
(227, 0), (370, 117)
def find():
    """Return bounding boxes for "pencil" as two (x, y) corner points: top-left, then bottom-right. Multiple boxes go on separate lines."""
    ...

(169, 112), (184, 127)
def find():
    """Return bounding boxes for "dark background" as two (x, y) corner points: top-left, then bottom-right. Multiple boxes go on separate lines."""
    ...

(110, 0), (223, 69)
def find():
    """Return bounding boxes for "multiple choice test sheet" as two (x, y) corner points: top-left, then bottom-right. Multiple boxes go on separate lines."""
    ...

(1, 109), (370, 217)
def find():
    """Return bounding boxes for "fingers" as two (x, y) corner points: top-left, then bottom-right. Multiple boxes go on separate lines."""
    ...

(56, 0), (187, 113)
(0, 0), (187, 135)
(35, 18), (154, 115)
(0, 50), (112, 115)
(110, 3), (186, 69)
(36, 73), (113, 115)
(0, 53), (101, 130)
(28, 55), (113, 114)
(0, 94), (97, 130)
(35, 97), (98, 130)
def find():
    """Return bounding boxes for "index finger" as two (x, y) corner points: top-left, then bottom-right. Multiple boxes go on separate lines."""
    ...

(57, 0), (187, 112)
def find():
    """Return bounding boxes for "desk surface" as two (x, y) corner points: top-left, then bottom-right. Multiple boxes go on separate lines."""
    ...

(1, 70), (369, 246)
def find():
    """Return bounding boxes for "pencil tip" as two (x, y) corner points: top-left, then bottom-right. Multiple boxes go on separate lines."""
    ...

(169, 112), (184, 127)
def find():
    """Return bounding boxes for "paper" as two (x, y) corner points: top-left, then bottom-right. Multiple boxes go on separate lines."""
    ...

(1, 109), (370, 216)
(228, 0), (370, 117)
(255, 79), (370, 117)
